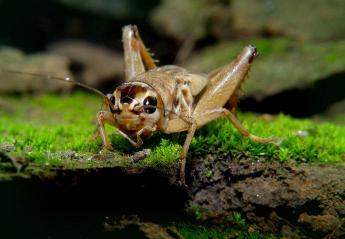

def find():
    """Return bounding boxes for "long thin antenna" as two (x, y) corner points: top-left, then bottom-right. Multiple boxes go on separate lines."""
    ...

(4, 69), (191, 124)
(5, 69), (108, 99)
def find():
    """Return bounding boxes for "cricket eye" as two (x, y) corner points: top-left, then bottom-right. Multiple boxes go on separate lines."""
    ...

(109, 95), (116, 105)
(107, 94), (116, 105)
(143, 96), (157, 114)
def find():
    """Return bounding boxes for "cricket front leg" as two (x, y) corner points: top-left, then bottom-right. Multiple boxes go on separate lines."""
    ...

(135, 125), (157, 147)
(116, 125), (156, 148)
(92, 97), (115, 140)
(96, 111), (116, 152)
(122, 25), (157, 81)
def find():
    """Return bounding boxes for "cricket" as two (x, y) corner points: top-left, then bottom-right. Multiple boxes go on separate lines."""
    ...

(7, 25), (277, 184)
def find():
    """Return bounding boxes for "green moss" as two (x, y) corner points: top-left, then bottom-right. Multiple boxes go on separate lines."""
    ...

(0, 93), (344, 170)
(181, 208), (278, 238)
(140, 139), (181, 167)
(191, 114), (345, 163)
(175, 220), (278, 239)
(176, 211), (279, 238)
(177, 224), (236, 239)
(0, 93), (103, 166)
(187, 202), (205, 221)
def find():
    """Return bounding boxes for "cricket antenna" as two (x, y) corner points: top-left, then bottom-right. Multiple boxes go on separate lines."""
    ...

(4, 69), (113, 104)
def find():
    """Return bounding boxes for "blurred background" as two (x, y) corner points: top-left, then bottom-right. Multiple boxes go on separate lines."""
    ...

(0, 0), (344, 123)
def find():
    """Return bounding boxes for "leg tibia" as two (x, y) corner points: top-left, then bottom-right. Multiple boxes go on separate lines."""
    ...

(96, 111), (115, 150)
(194, 108), (276, 144)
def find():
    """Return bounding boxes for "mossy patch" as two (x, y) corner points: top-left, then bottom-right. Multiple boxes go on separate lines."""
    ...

(0, 93), (344, 171)
(176, 217), (278, 239)
(0, 93), (101, 165)
(104, 214), (278, 239)
(191, 113), (345, 163)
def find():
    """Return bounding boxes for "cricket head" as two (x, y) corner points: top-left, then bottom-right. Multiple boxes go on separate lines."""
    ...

(107, 81), (163, 134)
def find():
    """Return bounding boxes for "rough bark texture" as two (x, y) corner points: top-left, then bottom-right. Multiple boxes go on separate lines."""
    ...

(1, 153), (345, 238)
(188, 155), (345, 238)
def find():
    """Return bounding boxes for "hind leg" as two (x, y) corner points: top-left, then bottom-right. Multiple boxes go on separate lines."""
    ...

(122, 25), (157, 81)
(194, 108), (276, 144)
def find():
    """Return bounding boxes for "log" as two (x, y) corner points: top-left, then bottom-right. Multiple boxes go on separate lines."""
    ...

(188, 155), (345, 238)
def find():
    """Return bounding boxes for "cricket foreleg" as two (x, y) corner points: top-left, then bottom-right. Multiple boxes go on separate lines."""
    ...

(135, 125), (156, 147)
(93, 97), (115, 140)
(116, 129), (139, 147)
(117, 125), (157, 148)
(101, 124), (151, 149)
(96, 111), (116, 151)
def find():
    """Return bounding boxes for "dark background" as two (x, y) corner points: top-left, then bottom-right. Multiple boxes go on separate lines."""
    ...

(1, 0), (345, 121)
